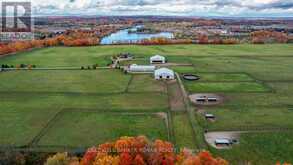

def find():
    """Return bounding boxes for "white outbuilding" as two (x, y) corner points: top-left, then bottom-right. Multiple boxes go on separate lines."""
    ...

(150, 55), (166, 64)
(154, 68), (175, 80)
(129, 64), (156, 73)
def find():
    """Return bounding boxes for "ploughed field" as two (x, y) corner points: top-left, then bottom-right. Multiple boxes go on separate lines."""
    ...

(1, 44), (293, 164)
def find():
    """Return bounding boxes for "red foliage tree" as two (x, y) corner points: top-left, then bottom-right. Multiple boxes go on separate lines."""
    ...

(46, 136), (228, 165)
(198, 34), (209, 44)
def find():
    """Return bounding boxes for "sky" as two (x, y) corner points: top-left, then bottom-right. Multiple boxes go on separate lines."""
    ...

(1, 0), (293, 17)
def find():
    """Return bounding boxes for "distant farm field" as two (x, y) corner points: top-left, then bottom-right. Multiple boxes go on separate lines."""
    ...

(1, 44), (293, 164)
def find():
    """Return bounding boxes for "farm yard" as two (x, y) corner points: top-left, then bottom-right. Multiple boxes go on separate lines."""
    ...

(1, 44), (293, 164)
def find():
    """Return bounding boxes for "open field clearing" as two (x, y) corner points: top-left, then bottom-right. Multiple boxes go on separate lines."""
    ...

(0, 108), (60, 146)
(190, 56), (293, 81)
(37, 112), (168, 147)
(0, 70), (131, 94)
(1, 44), (293, 163)
(184, 82), (270, 93)
(0, 92), (168, 112)
(212, 132), (293, 164)
(170, 66), (196, 73)
(127, 74), (166, 93)
(189, 73), (255, 82)
(202, 107), (293, 131)
(172, 112), (197, 148)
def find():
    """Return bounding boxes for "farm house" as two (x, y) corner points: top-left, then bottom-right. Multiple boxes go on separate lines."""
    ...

(154, 68), (175, 80)
(129, 64), (156, 73)
(150, 55), (166, 64)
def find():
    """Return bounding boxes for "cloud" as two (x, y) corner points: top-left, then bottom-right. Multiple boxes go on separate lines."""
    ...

(14, 0), (293, 16)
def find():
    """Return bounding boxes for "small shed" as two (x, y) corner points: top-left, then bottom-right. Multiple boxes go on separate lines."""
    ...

(215, 139), (231, 146)
(196, 96), (207, 102)
(118, 53), (133, 59)
(129, 64), (156, 73)
(205, 114), (215, 120)
(207, 97), (218, 102)
(154, 68), (175, 80)
(150, 55), (166, 64)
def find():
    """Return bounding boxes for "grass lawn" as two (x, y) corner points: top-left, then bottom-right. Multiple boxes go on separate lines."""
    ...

(170, 66), (196, 74)
(190, 56), (293, 81)
(202, 107), (293, 131)
(0, 109), (60, 146)
(0, 92), (169, 112)
(38, 112), (168, 147)
(184, 82), (270, 93)
(172, 113), (197, 149)
(196, 73), (255, 82)
(0, 70), (131, 94)
(127, 74), (166, 93)
(212, 132), (293, 164)
(0, 47), (112, 67)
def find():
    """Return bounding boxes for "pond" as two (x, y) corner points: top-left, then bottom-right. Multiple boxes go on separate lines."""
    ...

(100, 26), (174, 45)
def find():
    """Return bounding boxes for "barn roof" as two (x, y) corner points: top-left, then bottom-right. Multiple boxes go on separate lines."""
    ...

(154, 68), (174, 74)
(215, 139), (230, 144)
(150, 55), (165, 60)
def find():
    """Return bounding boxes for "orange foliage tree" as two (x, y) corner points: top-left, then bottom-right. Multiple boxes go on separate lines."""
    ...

(251, 30), (288, 44)
(45, 136), (228, 165)
(198, 34), (209, 44)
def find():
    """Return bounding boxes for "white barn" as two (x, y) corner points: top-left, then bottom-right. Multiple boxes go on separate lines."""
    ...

(154, 68), (175, 80)
(129, 64), (156, 73)
(150, 55), (166, 64)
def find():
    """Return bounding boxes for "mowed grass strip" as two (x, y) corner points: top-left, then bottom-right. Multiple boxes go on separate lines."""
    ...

(128, 75), (167, 93)
(0, 70), (131, 94)
(184, 82), (270, 93)
(172, 113), (197, 149)
(202, 107), (293, 131)
(0, 109), (60, 147)
(37, 112), (168, 147)
(212, 132), (293, 164)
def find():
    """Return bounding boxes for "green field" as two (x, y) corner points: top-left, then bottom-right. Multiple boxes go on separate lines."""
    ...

(202, 107), (293, 131)
(127, 74), (166, 93)
(172, 112), (196, 148)
(212, 132), (293, 164)
(0, 70), (131, 93)
(38, 112), (168, 147)
(1, 44), (293, 164)
(184, 82), (270, 93)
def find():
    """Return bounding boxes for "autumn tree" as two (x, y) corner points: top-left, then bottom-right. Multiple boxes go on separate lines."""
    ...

(198, 34), (209, 44)
(45, 136), (228, 165)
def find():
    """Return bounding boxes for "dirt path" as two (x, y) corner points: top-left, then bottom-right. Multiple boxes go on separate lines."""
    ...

(167, 80), (186, 112)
